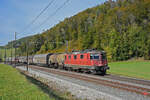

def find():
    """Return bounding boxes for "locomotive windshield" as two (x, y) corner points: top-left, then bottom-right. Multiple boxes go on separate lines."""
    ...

(101, 53), (106, 60)
(90, 54), (99, 60)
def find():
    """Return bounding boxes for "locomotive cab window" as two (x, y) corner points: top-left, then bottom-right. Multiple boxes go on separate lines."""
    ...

(65, 56), (67, 60)
(90, 55), (93, 59)
(101, 53), (106, 60)
(74, 55), (77, 59)
(80, 55), (84, 59)
(69, 55), (71, 59)
(94, 54), (99, 59)
(90, 54), (99, 60)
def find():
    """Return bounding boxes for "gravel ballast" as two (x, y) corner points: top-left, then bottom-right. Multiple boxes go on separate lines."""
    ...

(17, 66), (150, 100)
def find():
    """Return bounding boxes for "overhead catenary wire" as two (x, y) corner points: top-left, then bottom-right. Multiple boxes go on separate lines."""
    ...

(18, 0), (71, 38)
(35, 0), (70, 31)
(17, 32), (38, 39)
(19, 0), (56, 36)
(18, 0), (70, 39)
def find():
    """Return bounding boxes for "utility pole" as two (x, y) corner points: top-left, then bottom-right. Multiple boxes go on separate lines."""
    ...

(11, 41), (13, 65)
(63, 31), (68, 53)
(26, 40), (29, 71)
(0, 43), (3, 62)
(0, 46), (0, 62)
(4, 48), (6, 64)
(14, 32), (17, 67)
(66, 40), (68, 52)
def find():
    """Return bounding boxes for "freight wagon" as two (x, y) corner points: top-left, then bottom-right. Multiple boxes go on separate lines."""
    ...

(33, 54), (52, 66)
(49, 53), (65, 68)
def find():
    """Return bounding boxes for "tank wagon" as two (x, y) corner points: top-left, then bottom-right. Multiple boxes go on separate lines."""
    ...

(49, 53), (65, 68)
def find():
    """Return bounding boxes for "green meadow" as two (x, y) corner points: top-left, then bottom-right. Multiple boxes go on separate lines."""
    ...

(108, 61), (150, 80)
(0, 64), (76, 100)
(0, 64), (51, 100)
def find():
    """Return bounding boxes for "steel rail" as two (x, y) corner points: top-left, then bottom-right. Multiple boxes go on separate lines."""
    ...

(26, 65), (150, 97)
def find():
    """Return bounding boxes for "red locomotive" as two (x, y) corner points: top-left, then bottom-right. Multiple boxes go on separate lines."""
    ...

(64, 50), (109, 74)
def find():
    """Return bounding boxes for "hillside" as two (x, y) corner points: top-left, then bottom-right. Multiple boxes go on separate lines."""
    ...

(7, 0), (150, 61)
(6, 36), (33, 48)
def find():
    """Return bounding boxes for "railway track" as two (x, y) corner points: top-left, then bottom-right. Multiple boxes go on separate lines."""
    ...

(104, 74), (150, 87)
(22, 65), (150, 97)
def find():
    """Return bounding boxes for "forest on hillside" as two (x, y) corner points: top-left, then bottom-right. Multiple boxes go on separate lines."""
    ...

(6, 0), (150, 61)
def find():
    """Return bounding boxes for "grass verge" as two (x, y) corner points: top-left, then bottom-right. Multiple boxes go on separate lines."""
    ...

(0, 64), (61, 100)
(108, 61), (150, 80)
(20, 71), (76, 100)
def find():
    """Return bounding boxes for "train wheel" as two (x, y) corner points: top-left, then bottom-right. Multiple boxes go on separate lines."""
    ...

(101, 70), (106, 75)
(54, 63), (58, 69)
(64, 67), (68, 70)
(60, 63), (65, 69)
(91, 70), (97, 75)
(87, 70), (91, 74)
(78, 69), (83, 73)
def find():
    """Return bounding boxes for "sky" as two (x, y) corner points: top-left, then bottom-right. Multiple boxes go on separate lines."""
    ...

(0, 0), (107, 46)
